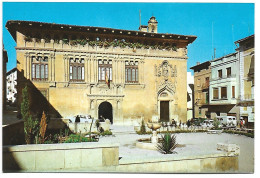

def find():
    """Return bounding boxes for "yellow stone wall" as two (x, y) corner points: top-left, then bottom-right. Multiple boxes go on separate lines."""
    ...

(193, 67), (211, 118)
(243, 47), (254, 96)
(15, 29), (190, 124)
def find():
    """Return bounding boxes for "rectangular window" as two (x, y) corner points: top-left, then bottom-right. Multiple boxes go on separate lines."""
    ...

(232, 86), (235, 98)
(227, 67), (231, 77)
(218, 70), (222, 78)
(69, 58), (85, 82)
(98, 60), (112, 82)
(32, 56), (48, 81)
(213, 88), (219, 99)
(221, 87), (227, 99)
(125, 61), (138, 83)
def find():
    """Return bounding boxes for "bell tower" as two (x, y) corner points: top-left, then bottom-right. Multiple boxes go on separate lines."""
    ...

(148, 16), (158, 33)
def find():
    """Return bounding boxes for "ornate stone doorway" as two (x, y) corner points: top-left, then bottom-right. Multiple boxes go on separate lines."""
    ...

(160, 101), (169, 122)
(98, 101), (113, 124)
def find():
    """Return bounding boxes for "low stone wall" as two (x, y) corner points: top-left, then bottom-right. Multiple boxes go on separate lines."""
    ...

(114, 153), (239, 173)
(3, 142), (119, 172)
(3, 142), (239, 173)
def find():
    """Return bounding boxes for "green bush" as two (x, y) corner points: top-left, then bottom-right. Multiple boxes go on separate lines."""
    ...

(64, 134), (97, 143)
(157, 132), (178, 154)
(100, 130), (112, 136)
(223, 130), (254, 138)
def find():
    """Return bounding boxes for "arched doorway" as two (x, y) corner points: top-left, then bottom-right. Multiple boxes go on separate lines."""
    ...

(98, 101), (113, 124)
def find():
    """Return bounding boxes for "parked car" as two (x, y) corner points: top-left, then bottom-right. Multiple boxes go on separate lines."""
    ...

(68, 115), (95, 123)
(216, 116), (237, 127)
(191, 118), (207, 126)
(201, 119), (214, 128)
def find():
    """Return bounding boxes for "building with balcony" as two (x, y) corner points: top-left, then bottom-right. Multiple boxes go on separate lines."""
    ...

(6, 17), (196, 125)
(190, 61), (211, 119)
(235, 34), (254, 128)
(6, 67), (17, 104)
(209, 52), (240, 119)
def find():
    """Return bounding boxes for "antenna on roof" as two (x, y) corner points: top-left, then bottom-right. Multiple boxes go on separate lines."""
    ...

(139, 10), (141, 27)
(232, 24), (235, 51)
(248, 23), (250, 35)
(212, 21), (214, 59)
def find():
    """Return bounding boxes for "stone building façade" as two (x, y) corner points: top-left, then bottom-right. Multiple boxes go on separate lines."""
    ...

(190, 61), (211, 119)
(235, 35), (254, 128)
(6, 17), (196, 125)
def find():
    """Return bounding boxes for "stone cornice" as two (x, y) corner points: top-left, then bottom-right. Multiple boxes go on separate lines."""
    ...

(87, 94), (124, 98)
(15, 47), (188, 60)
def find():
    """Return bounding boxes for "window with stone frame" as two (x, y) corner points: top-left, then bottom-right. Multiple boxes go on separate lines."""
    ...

(213, 88), (219, 99)
(227, 67), (231, 77)
(218, 69), (222, 78)
(31, 56), (48, 81)
(69, 58), (85, 82)
(125, 61), (138, 83)
(98, 59), (112, 82)
(221, 87), (227, 99)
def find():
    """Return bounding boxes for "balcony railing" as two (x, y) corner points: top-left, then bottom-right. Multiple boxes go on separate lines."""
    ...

(238, 94), (254, 101)
(210, 74), (236, 81)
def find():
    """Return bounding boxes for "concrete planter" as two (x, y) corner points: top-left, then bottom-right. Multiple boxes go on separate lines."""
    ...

(3, 142), (119, 172)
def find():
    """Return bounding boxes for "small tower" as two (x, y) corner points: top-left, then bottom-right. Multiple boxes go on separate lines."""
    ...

(148, 16), (158, 33)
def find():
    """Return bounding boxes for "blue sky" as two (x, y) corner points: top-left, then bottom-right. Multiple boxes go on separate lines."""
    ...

(2, 2), (254, 72)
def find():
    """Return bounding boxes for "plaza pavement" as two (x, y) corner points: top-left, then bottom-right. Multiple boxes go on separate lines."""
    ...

(98, 125), (254, 173)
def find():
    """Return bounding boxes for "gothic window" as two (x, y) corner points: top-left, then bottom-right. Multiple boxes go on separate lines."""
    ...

(98, 60), (112, 82)
(125, 61), (138, 83)
(69, 58), (85, 82)
(31, 56), (48, 81)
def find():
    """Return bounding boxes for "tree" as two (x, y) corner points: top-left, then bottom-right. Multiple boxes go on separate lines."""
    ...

(39, 111), (47, 144)
(21, 85), (38, 144)
(140, 119), (146, 134)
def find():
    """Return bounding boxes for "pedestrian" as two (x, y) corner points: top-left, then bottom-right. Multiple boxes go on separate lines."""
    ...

(240, 120), (243, 128)
(75, 115), (80, 123)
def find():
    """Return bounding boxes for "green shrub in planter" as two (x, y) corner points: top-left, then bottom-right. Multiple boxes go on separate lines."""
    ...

(157, 132), (178, 154)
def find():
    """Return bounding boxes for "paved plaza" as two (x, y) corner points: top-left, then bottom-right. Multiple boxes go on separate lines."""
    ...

(98, 125), (254, 173)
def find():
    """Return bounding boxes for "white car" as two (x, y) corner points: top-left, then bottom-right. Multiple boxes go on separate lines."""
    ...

(68, 115), (96, 123)
(216, 116), (237, 127)
(201, 120), (214, 128)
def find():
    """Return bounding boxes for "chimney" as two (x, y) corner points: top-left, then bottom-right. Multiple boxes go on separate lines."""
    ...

(196, 62), (200, 65)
